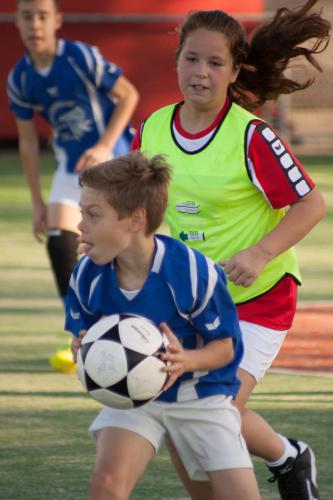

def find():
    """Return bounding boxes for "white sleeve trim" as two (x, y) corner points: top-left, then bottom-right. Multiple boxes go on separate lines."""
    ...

(74, 41), (94, 74)
(191, 257), (218, 319)
(7, 71), (43, 111)
(151, 237), (165, 273)
(91, 45), (105, 87)
(246, 123), (274, 207)
(186, 246), (198, 310)
(69, 257), (93, 315)
(166, 283), (191, 321)
(88, 273), (102, 303)
(67, 56), (105, 137)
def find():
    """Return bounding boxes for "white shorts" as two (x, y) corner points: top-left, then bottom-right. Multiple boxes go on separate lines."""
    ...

(48, 168), (80, 207)
(239, 321), (287, 382)
(89, 395), (253, 481)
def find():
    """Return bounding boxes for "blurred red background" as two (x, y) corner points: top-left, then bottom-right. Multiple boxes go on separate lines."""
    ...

(0, 0), (263, 140)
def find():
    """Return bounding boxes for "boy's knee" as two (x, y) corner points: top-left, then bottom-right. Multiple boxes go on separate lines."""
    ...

(90, 470), (131, 500)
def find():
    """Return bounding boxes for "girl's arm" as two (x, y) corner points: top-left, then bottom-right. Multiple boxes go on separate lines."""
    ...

(222, 187), (326, 287)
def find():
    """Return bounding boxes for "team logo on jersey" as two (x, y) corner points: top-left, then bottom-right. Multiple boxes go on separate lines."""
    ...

(46, 86), (58, 97)
(176, 201), (201, 214)
(205, 316), (221, 330)
(49, 101), (93, 140)
(108, 63), (118, 74)
(70, 309), (81, 320)
(179, 230), (205, 241)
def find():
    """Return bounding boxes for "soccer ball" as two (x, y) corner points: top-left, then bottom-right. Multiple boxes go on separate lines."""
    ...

(77, 313), (169, 409)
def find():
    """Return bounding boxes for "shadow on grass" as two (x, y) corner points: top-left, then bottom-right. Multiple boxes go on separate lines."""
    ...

(0, 307), (61, 315)
(0, 359), (63, 373)
(0, 211), (31, 223)
(0, 390), (85, 398)
(298, 155), (333, 167)
(0, 264), (49, 271)
(1, 407), (332, 500)
(253, 391), (333, 396)
(0, 292), (58, 301)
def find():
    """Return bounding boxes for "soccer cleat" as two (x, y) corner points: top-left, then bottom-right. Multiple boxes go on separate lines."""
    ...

(49, 347), (77, 374)
(268, 439), (319, 499)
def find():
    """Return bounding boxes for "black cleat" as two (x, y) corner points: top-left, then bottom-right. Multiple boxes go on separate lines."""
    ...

(268, 439), (319, 499)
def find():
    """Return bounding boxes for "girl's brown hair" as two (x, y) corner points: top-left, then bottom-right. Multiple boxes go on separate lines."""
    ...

(79, 151), (171, 235)
(177, 0), (331, 109)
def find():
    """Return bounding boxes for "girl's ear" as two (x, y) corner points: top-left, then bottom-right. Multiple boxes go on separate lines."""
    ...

(231, 65), (240, 84)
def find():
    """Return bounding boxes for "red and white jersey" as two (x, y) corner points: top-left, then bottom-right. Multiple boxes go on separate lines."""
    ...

(132, 98), (315, 330)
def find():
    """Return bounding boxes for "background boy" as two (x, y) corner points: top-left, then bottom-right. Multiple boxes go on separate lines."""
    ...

(7, 0), (139, 369)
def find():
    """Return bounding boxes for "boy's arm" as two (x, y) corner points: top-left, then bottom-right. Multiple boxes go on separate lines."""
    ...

(75, 75), (139, 171)
(161, 323), (234, 391)
(64, 263), (97, 340)
(16, 118), (47, 242)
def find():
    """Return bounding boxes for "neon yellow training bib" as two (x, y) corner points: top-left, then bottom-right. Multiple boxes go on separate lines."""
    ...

(141, 102), (301, 303)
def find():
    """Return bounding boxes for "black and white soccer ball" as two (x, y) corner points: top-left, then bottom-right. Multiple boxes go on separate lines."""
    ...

(77, 313), (169, 409)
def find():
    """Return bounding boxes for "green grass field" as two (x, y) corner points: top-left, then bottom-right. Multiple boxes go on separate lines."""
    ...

(0, 152), (333, 499)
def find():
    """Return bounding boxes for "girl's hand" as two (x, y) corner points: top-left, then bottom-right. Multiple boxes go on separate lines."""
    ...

(160, 322), (192, 392)
(71, 330), (87, 363)
(220, 246), (270, 287)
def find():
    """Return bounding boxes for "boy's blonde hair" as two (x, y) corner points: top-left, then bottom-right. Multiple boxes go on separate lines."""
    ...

(79, 151), (171, 235)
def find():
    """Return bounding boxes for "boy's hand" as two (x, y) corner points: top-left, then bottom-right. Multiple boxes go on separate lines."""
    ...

(32, 200), (47, 242)
(159, 322), (192, 392)
(71, 330), (87, 363)
(75, 143), (110, 172)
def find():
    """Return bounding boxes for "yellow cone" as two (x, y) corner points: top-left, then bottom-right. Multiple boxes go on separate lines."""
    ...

(49, 347), (77, 373)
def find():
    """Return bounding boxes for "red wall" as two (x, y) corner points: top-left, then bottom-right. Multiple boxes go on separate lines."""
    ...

(0, 0), (263, 140)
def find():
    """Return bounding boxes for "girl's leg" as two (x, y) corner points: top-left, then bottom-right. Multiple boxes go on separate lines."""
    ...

(165, 367), (280, 497)
(209, 468), (260, 500)
(167, 322), (317, 499)
(166, 441), (212, 500)
(166, 367), (288, 497)
(234, 369), (319, 500)
(234, 368), (285, 460)
(165, 450), (260, 500)
(90, 427), (155, 500)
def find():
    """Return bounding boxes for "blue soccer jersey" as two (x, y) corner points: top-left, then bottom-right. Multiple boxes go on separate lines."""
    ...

(65, 235), (243, 402)
(7, 39), (134, 173)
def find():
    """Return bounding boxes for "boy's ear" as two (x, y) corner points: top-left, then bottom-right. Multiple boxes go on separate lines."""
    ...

(130, 209), (146, 232)
(15, 12), (20, 29)
(55, 12), (63, 31)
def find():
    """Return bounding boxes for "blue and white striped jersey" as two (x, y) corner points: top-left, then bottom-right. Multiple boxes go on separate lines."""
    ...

(65, 234), (243, 402)
(7, 39), (134, 172)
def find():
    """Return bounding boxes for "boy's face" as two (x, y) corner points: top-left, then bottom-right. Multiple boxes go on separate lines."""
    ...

(16, 0), (62, 56)
(78, 186), (134, 266)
